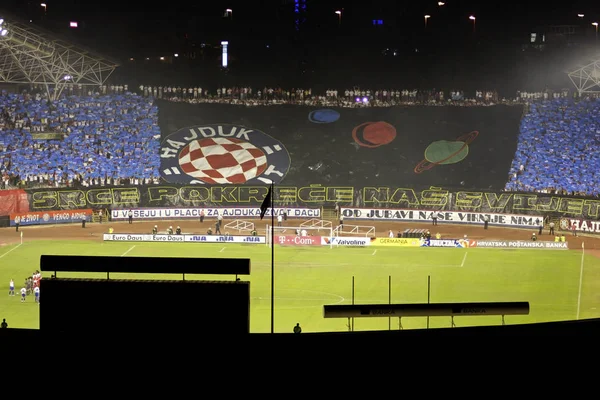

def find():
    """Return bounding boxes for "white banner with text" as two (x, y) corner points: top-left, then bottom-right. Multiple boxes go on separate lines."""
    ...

(469, 240), (568, 249)
(110, 207), (321, 220)
(340, 208), (544, 228)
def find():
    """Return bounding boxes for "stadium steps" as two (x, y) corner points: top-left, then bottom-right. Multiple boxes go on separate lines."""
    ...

(321, 207), (338, 220)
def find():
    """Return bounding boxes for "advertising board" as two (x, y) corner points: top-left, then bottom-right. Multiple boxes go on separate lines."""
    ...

(102, 234), (265, 244)
(10, 209), (93, 227)
(110, 207), (320, 220)
(469, 240), (568, 249)
(321, 237), (372, 246)
(369, 238), (422, 247)
(276, 235), (321, 246)
(420, 239), (469, 248)
(340, 208), (544, 228)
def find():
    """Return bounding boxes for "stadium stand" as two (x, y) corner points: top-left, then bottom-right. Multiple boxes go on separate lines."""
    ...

(0, 91), (161, 189)
(505, 98), (600, 196)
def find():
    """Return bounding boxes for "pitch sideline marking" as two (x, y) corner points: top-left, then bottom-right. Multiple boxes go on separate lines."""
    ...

(220, 247), (226, 252)
(372, 250), (377, 256)
(0, 243), (22, 259)
(256, 288), (346, 310)
(460, 252), (468, 267)
(576, 245), (585, 320)
(120, 245), (136, 257)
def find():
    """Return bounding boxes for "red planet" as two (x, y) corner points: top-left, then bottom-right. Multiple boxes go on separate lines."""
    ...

(352, 121), (397, 148)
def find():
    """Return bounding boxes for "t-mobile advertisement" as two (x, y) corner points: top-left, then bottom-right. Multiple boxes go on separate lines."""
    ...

(276, 235), (321, 246)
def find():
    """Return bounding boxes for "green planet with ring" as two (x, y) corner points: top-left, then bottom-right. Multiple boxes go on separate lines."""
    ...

(414, 131), (479, 173)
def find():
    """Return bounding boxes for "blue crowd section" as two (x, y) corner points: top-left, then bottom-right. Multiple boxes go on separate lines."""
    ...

(505, 98), (600, 195)
(0, 93), (161, 182)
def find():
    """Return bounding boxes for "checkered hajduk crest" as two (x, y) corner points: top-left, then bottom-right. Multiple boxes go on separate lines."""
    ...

(159, 124), (291, 185)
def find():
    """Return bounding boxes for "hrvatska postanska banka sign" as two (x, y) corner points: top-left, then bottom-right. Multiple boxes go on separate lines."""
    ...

(159, 124), (291, 185)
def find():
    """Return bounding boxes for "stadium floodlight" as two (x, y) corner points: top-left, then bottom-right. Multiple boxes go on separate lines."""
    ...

(0, 18), (4, 26)
(221, 40), (228, 67)
(438, 2), (445, 5)
(0, 29), (7, 37)
(578, 14), (584, 18)
(70, 21), (78, 28)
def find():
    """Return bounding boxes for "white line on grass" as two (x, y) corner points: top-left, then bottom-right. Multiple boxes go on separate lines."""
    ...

(372, 250), (377, 256)
(220, 247), (226, 252)
(120, 245), (136, 257)
(0, 243), (22, 259)
(256, 289), (346, 310)
(460, 252), (468, 267)
(576, 244), (585, 320)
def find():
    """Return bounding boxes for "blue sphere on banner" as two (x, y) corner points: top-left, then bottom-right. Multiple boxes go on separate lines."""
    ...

(308, 109), (340, 124)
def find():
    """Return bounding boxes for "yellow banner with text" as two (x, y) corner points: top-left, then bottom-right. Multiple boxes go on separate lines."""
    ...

(370, 238), (422, 247)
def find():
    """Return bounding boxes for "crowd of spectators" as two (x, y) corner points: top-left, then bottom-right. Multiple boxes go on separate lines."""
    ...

(505, 97), (600, 197)
(0, 90), (161, 189)
(0, 84), (598, 196)
(139, 85), (577, 107)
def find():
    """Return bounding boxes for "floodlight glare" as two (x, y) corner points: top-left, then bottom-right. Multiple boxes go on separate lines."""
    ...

(0, 29), (7, 37)
(0, 18), (4, 26)
(221, 41), (228, 67)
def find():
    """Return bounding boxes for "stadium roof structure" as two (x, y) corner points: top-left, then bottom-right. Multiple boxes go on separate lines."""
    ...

(0, 11), (119, 100)
(567, 57), (600, 95)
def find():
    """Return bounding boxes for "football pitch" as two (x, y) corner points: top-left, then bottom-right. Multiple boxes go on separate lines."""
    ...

(1, 240), (600, 333)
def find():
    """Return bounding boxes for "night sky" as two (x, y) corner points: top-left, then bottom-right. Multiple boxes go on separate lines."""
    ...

(1, 0), (599, 91)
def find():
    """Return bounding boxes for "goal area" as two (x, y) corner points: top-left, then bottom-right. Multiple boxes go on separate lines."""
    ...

(223, 219), (255, 233)
(333, 224), (375, 237)
(265, 223), (333, 248)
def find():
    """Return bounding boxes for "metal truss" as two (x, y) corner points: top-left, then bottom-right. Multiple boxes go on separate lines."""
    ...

(567, 58), (600, 95)
(0, 15), (119, 100)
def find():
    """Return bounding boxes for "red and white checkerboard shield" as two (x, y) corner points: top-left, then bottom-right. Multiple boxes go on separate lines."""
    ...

(179, 138), (268, 184)
(160, 124), (290, 185)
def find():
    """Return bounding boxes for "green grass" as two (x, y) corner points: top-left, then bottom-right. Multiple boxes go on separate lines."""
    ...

(1, 239), (600, 333)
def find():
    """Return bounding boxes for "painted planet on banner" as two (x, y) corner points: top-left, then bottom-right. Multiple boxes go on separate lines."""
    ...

(352, 121), (397, 148)
(414, 131), (479, 173)
(308, 109), (340, 124)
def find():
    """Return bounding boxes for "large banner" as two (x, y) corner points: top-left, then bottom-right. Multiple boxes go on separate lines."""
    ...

(156, 102), (523, 190)
(23, 185), (600, 221)
(559, 217), (600, 234)
(341, 208), (544, 228)
(110, 207), (320, 220)
(469, 240), (568, 249)
(103, 233), (265, 244)
(10, 209), (92, 227)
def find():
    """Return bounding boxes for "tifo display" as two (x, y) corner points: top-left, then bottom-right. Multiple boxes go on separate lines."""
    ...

(19, 185), (600, 222)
